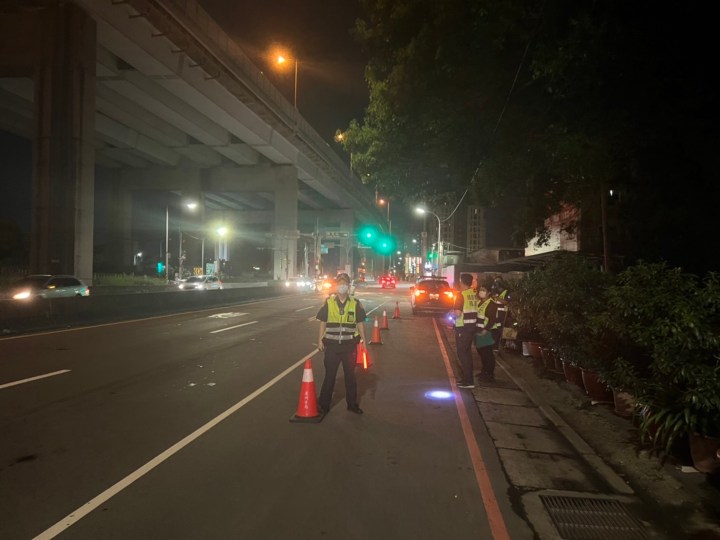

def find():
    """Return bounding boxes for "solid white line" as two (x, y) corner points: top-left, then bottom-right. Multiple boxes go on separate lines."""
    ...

(0, 370), (71, 390)
(307, 315), (317, 322)
(33, 349), (319, 540)
(294, 305), (315, 312)
(209, 320), (258, 334)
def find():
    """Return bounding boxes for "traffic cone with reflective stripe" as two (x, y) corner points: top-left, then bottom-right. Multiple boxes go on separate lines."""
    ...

(380, 309), (390, 330)
(356, 341), (372, 369)
(290, 359), (324, 423)
(369, 316), (383, 345)
(393, 301), (401, 319)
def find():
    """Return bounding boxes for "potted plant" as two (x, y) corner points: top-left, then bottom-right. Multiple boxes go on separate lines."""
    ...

(609, 263), (720, 470)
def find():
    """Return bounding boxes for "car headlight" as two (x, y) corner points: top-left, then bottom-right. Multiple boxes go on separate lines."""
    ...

(285, 281), (291, 287)
(12, 290), (31, 300)
(179, 284), (185, 289)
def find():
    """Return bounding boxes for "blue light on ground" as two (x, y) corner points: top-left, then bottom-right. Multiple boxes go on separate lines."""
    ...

(425, 390), (454, 400)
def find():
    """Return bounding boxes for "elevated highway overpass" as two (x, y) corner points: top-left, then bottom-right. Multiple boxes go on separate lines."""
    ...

(0, 0), (381, 281)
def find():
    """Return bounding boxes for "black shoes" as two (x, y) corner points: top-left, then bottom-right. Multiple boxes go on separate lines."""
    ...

(318, 405), (329, 414)
(347, 405), (364, 414)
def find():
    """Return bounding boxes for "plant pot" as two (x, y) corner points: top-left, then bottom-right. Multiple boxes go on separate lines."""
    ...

(581, 368), (613, 402)
(612, 388), (635, 418)
(689, 433), (720, 473)
(540, 348), (557, 371)
(562, 360), (584, 389)
(527, 341), (544, 361)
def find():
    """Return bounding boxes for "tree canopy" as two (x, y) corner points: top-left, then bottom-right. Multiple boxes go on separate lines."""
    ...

(343, 0), (718, 272)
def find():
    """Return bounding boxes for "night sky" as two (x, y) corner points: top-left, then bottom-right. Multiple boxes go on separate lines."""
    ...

(0, 1), (369, 235)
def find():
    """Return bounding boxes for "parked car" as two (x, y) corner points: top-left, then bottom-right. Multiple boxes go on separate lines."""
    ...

(410, 278), (455, 314)
(8, 274), (90, 300)
(314, 275), (333, 293)
(379, 275), (396, 288)
(178, 275), (223, 291)
(284, 277), (314, 291)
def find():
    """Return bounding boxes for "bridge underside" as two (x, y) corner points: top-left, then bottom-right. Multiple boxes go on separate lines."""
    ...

(0, 1), (377, 282)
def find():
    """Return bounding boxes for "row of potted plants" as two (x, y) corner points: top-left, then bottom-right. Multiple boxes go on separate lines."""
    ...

(510, 253), (720, 473)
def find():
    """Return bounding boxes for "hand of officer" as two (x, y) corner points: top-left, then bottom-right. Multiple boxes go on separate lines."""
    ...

(317, 341), (325, 352)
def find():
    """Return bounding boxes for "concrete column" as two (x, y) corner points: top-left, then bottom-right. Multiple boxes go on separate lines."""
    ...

(273, 166), (298, 280)
(109, 170), (133, 271)
(31, 4), (96, 282)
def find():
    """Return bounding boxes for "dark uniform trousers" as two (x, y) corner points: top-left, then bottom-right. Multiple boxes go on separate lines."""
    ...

(455, 326), (475, 385)
(318, 344), (358, 409)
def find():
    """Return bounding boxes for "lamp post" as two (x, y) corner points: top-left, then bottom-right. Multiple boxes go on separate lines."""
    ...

(378, 198), (391, 234)
(276, 54), (298, 109)
(415, 207), (443, 277)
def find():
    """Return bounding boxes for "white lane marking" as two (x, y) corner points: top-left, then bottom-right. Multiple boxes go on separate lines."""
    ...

(209, 320), (258, 334)
(33, 349), (319, 540)
(294, 305), (315, 312)
(0, 296), (289, 341)
(208, 312), (247, 319)
(0, 369), (71, 390)
(307, 316), (317, 322)
(366, 301), (389, 316)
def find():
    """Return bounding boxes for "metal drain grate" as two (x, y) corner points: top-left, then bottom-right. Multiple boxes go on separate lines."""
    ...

(540, 495), (650, 539)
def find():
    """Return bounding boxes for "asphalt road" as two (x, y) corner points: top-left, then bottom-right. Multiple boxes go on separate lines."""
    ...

(0, 283), (531, 539)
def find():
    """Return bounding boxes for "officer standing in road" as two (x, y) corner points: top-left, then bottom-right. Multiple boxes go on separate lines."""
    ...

(316, 273), (367, 414)
(453, 273), (478, 389)
(491, 277), (510, 350)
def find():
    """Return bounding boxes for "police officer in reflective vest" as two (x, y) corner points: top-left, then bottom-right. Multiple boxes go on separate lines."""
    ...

(491, 278), (510, 350)
(453, 273), (478, 389)
(476, 285), (499, 381)
(316, 273), (367, 414)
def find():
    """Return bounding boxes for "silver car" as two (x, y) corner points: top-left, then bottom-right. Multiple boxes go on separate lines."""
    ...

(178, 275), (223, 291)
(9, 274), (90, 300)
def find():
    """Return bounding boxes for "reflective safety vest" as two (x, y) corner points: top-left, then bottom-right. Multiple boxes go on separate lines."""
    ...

(476, 298), (493, 330)
(493, 291), (508, 330)
(324, 295), (359, 343)
(455, 288), (478, 328)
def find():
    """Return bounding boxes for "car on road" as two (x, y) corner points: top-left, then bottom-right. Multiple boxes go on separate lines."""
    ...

(379, 275), (396, 288)
(178, 275), (223, 291)
(8, 274), (90, 300)
(284, 277), (314, 291)
(314, 275), (333, 293)
(410, 278), (455, 314)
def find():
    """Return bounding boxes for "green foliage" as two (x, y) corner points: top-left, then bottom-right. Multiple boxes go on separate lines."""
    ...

(603, 263), (720, 453)
(346, 0), (718, 272)
(511, 252), (612, 366)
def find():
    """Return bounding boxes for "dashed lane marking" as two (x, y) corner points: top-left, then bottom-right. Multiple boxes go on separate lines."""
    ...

(0, 369), (71, 390)
(209, 321), (258, 334)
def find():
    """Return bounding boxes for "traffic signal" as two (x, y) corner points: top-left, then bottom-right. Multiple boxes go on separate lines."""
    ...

(157, 261), (165, 275)
(376, 234), (396, 255)
(357, 224), (380, 245)
(427, 251), (436, 260)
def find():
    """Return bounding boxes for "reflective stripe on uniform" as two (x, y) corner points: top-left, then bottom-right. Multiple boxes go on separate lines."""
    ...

(455, 289), (478, 328)
(324, 295), (359, 343)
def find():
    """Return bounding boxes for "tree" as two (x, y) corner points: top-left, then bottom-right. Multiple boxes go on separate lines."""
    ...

(345, 0), (719, 272)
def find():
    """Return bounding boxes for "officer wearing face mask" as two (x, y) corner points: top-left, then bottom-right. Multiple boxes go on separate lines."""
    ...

(316, 273), (367, 414)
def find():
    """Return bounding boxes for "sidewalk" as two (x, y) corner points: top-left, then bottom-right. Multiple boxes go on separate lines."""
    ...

(441, 325), (720, 539)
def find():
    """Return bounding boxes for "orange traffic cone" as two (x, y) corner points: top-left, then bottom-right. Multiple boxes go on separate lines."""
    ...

(290, 359), (324, 423)
(380, 309), (390, 330)
(356, 341), (372, 369)
(393, 301), (401, 319)
(369, 316), (383, 345)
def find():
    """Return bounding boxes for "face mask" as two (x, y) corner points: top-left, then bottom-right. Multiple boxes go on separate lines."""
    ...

(337, 284), (349, 294)
(478, 291), (488, 299)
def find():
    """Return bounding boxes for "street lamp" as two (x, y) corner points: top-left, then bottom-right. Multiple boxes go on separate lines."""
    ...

(276, 54), (298, 109)
(415, 207), (443, 277)
(378, 198), (391, 234)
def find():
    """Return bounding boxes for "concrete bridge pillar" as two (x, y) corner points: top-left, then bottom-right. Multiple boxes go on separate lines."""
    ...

(272, 166), (298, 280)
(0, 3), (96, 282)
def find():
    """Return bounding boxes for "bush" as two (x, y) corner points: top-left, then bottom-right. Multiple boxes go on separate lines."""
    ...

(602, 263), (720, 453)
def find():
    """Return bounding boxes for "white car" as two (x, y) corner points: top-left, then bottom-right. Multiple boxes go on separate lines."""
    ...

(178, 275), (223, 290)
(8, 274), (90, 300)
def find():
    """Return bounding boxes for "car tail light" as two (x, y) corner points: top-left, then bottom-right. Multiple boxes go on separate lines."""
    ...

(414, 289), (426, 297)
(444, 291), (455, 299)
